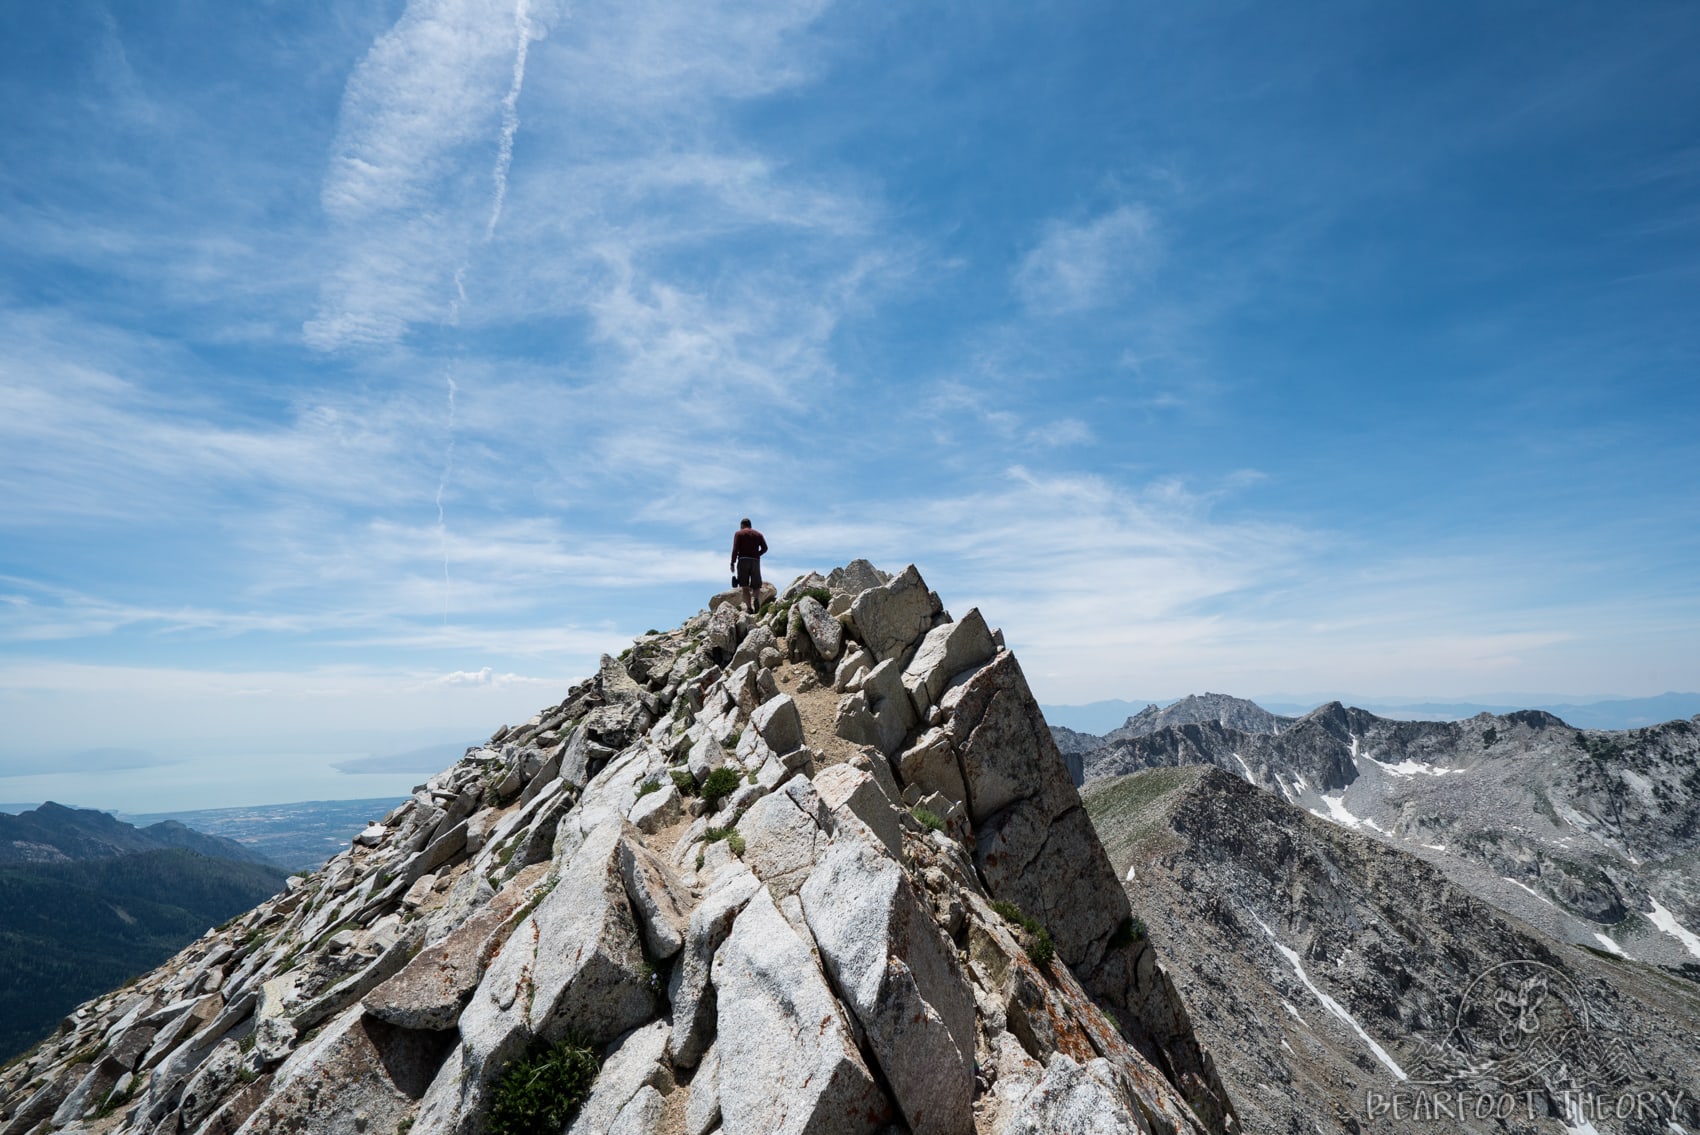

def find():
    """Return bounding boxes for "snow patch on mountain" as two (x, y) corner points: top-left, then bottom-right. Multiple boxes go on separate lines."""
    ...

(1593, 932), (1629, 958)
(1248, 912), (1408, 1081)
(1310, 792), (1387, 835)
(1647, 895), (1700, 961)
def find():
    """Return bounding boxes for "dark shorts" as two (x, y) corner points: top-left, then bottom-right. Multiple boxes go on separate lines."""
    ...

(736, 556), (762, 589)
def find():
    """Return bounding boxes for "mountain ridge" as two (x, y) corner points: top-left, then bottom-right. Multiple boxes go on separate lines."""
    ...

(1080, 699), (1700, 975)
(122, 799), (408, 874)
(0, 562), (1235, 1135)
(1043, 691), (1700, 735)
(1084, 765), (1700, 1134)
(0, 802), (274, 868)
(0, 849), (287, 1064)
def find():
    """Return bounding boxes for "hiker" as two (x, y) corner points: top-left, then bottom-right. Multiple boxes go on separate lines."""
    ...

(730, 518), (768, 613)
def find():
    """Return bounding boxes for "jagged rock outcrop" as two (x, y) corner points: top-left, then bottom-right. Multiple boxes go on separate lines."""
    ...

(1048, 724), (1104, 756)
(0, 562), (1233, 1135)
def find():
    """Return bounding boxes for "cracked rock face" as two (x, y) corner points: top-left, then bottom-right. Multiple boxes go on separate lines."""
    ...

(0, 560), (1233, 1135)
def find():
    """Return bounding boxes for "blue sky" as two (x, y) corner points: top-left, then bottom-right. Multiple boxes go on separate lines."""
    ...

(2, 0), (1697, 810)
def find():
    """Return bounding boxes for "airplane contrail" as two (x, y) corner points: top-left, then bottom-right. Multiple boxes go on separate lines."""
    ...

(435, 375), (458, 625)
(440, 0), (535, 625)
(485, 0), (532, 241)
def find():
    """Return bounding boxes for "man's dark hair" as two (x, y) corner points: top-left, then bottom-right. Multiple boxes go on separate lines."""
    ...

(740, 518), (752, 528)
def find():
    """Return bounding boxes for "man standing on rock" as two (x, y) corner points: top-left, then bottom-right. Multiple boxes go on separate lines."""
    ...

(731, 518), (768, 613)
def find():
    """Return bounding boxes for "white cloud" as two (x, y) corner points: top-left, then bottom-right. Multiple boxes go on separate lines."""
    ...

(288, 0), (885, 536)
(306, 0), (560, 349)
(1015, 204), (1160, 314)
(434, 666), (548, 687)
(305, 0), (853, 356)
(0, 313), (442, 525)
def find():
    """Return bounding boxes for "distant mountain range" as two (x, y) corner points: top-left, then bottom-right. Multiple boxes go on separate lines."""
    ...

(0, 803), (286, 1062)
(123, 797), (408, 873)
(1065, 695), (1700, 975)
(1046, 692), (1293, 761)
(1102, 692), (1294, 743)
(0, 801), (273, 866)
(1044, 690), (1700, 733)
(3, 797), (419, 874)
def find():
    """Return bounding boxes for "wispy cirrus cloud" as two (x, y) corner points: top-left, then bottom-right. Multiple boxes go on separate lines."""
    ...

(0, 314), (436, 524)
(306, 0), (852, 355)
(0, 578), (313, 643)
(293, 0), (885, 545)
(307, 0), (560, 349)
(1014, 203), (1160, 315)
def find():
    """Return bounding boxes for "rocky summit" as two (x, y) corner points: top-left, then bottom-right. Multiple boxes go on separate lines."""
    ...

(1100, 695), (1295, 747)
(0, 561), (1234, 1135)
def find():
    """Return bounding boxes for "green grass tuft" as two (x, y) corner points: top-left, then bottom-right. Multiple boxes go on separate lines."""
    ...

(486, 1037), (601, 1135)
(910, 806), (945, 833)
(700, 766), (741, 810)
(990, 900), (1056, 966)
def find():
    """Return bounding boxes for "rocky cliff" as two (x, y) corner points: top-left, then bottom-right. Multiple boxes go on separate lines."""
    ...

(0, 562), (1232, 1135)
(1084, 766), (1700, 1135)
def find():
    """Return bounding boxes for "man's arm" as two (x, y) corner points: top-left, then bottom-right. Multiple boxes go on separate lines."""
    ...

(757, 534), (768, 556)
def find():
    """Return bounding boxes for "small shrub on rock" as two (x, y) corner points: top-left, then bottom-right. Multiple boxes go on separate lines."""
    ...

(635, 779), (660, 798)
(700, 766), (741, 810)
(1026, 926), (1055, 966)
(669, 769), (696, 796)
(487, 1037), (601, 1135)
(910, 806), (945, 833)
(705, 826), (746, 856)
(1110, 915), (1146, 946)
(990, 900), (1056, 967)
